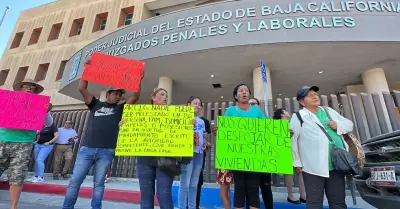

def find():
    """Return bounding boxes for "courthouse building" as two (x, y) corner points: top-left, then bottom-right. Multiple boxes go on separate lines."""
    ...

(1, 0), (400, 110)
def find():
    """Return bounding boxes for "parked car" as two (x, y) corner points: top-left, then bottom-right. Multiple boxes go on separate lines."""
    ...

(355, 130), (400, 209)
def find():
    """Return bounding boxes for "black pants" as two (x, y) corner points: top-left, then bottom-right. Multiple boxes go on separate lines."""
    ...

(246, 173), (273, 209)
(233, 171), (261, 208)
(302, 171), (347, 209)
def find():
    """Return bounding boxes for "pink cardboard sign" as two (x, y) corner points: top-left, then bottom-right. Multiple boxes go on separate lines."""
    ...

(0, 89), (50, 131)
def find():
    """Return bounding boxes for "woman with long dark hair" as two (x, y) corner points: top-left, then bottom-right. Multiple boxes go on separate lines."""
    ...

(179, 96), (207, 209)
(213, 84), (265, 209)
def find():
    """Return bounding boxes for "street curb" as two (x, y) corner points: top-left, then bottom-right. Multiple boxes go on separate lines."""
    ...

(0, 181), (159, 205)
(0, 181), (364, 209)
(21, 173), (360, 196)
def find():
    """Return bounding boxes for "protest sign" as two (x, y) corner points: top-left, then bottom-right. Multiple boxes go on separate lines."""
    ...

(116, 104), (195, 157)
(216, 116), (293, 175)
(81, 52), (144, 92)
(0, 89), (50, 131)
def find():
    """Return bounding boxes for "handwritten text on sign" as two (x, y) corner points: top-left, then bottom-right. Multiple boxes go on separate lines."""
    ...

(0, 89), (50, 131)
(116, 105), (194, 157)
(82, 52), (145, 92)
(216, 116), (293, 175)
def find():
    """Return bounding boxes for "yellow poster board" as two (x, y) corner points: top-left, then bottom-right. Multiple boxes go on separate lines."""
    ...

(115, 104), (194, 157)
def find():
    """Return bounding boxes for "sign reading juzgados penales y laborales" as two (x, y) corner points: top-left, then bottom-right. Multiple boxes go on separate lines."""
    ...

(0, 89), (50, 131)
(216, 116), (293, 175)
(116, 104), (194, 157)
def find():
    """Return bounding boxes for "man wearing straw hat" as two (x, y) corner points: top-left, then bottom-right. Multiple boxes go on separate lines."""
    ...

(0, 79), (54, 209)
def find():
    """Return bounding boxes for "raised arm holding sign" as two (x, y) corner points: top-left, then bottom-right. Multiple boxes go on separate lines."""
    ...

(64, 53), (145, 208)
(80, 52), (144, 105)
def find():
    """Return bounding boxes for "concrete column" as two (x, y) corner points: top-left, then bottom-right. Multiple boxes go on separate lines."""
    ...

(158, 77), (173, 104)
(362, 68), (390, 94)
(361, 68), (392, 132)
(253, 67), (272, 102)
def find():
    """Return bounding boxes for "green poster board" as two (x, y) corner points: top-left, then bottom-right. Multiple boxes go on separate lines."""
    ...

(215, 116), (293, 175)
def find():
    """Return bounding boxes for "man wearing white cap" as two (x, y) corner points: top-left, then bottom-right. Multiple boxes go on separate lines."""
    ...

(0, 79), (53, 209)
(63, 72), (144, 209)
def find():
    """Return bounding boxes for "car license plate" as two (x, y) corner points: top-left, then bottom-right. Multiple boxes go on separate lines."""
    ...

(370, 166), (397, 187)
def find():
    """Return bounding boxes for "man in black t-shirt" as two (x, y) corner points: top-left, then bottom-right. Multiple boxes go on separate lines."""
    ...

(63, 71), (143, 209)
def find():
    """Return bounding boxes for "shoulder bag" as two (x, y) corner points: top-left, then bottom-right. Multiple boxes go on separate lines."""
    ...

(157, 157), (183, 177)
(322, 107), (365, 168)
(318, 107), (361, 175)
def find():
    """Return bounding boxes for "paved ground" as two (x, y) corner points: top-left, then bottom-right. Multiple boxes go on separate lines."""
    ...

(0, 191), (145, 209)
(0, 173), (376, 209)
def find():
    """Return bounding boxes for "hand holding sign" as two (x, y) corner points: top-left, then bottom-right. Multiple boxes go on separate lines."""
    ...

(45, 103), (53, 112)
(82, 52), (145, 92)
(211, 125), (218, 136)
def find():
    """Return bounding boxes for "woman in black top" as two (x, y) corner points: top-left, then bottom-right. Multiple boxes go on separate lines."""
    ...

(28, 124), (59, 183)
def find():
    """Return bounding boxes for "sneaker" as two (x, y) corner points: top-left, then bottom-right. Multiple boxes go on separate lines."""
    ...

(105, 177), (111, 183)
(53, 176), (59, 180)
(31, 177), (44, 183)
(26, 176), (38, 182)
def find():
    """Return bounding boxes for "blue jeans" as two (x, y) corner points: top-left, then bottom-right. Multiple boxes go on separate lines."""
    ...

(34, 144), (54, 177)
(62, 146), (114, 209)
(137, 156), (174, 209)
(179, 153), (204, 209)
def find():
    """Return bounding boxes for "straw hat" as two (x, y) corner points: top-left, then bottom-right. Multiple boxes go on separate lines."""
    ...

(13, 79), (44, 94)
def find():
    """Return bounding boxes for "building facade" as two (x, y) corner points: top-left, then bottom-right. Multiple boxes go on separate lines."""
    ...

(1, 0), (400, 110)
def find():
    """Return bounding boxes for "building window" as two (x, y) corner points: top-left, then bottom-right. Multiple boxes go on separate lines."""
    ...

(125, 14), (133, 25)
(34, 63), (49, 82)
(48, 23), (63, 41)
(10, 32), (24, 49)
(100, 19), (107, 30)
(0, 69), (10, 86)
(14, 66), (28, 85)
(77, 24), (83, 35)
(118, 6), (134, 27)
(56, 60), (67, 81)
(28, 27), (43, 45)
(69, 18), (85, 37)
(93, 12), (108, 32)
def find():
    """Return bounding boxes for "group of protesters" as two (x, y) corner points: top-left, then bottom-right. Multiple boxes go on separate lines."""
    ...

(0, 70), (354, 209)
(212, 84), (353, 209)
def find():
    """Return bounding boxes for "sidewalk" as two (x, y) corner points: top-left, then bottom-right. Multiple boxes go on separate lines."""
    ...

(0, 173), (375, 209)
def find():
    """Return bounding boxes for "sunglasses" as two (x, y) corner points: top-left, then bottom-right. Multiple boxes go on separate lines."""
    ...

(21, 84), (37, 89)
(249, 102), (258, 106)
